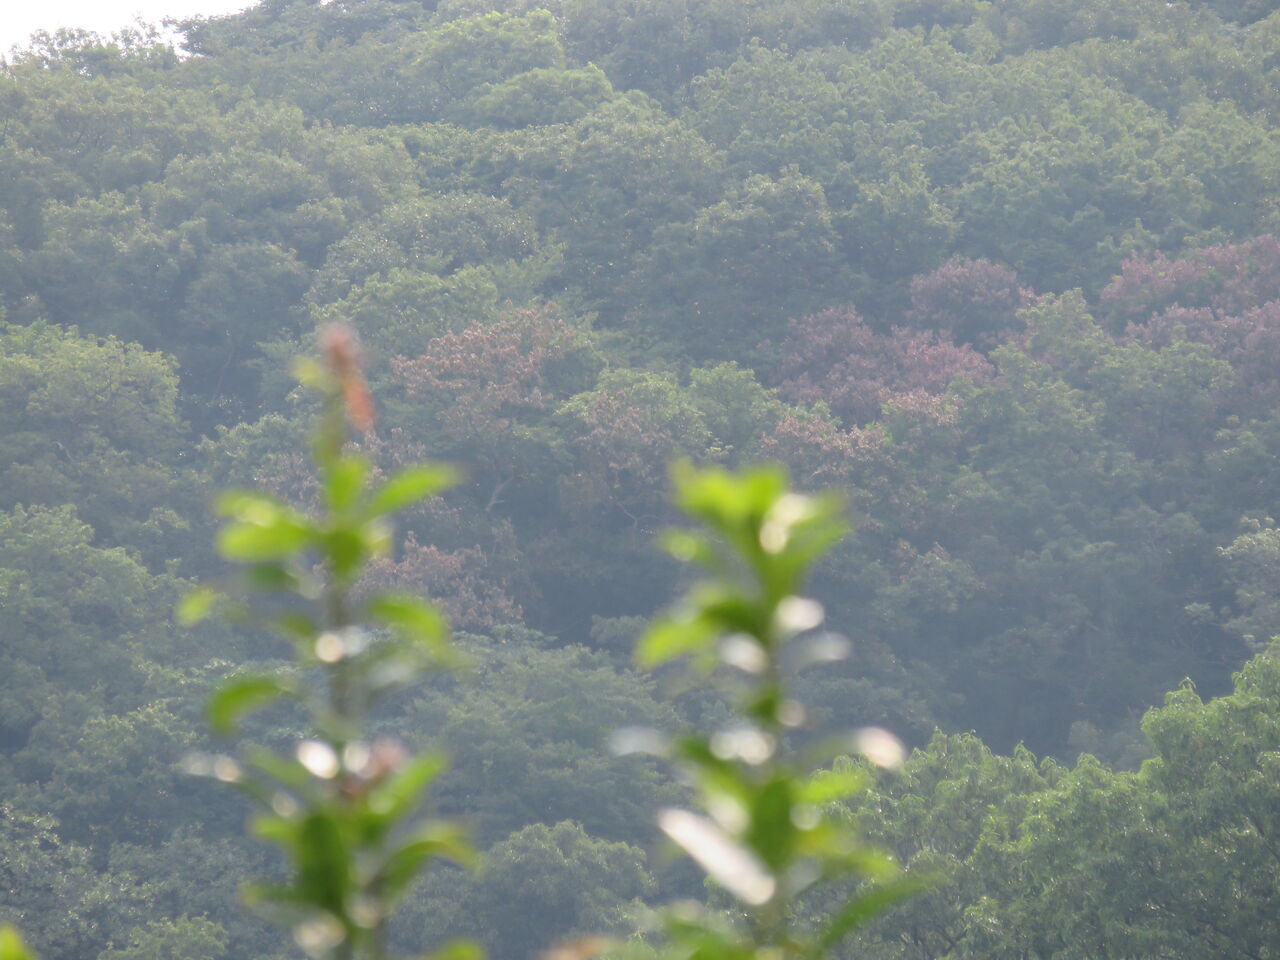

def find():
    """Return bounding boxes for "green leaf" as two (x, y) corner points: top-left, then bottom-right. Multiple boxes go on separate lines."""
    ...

(813, 874), (930, 955)
(673, 736), (746, 788)
(295, 813), (352, 913)
(0, 927), (36, 960)
(697, 592), (765, 636)
(272, 612), (320, 642)
(322, 528), (369, 582)
(420, 939), (484, 960)
(663, 915), (751, 960)
(368, 464), (458, 516)
(637, 615), (716, 668)
(367, 594), (449, 655)
(251, 813), (300, 848)
(323, 454), (369, 512)
(209, 674), (292, 736)
(245, 746), (314, 791)
(746, 778), (796, 871)
(674, 462), (784, 524)
(836, 845), (904, 881)
(219, 517), (312, 562)
(799, 767), (869, 806)
(176, 587), (220, 626)
(242, 562), (299, 593)
(241, 880), (307, 910)
(363, 516), (393, 559)
(660, 529), (716, 567)
(215, 492), (313, 561)
(377, 821), (473, 901)
(367, 752), (448, 826)
(291, 356), (330, 390)
(215, 489), (281, 516)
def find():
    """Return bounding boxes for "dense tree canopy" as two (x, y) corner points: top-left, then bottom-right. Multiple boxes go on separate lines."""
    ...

(7, 0), (1280, 955)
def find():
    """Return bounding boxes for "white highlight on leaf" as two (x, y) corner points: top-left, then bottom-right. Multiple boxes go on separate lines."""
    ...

(293, 916), (345, 957)
(706, 793), (749, 833)
(775, 596), (824, 633)
(791, 804), (821, 830)
(794, 633), (851, 668)
(240, 500), (278, 526)
(297, 740), (340, 779)
(212, 756), (242, 783)
(342, 741), (371, 774)
(720, 634), (767, 673)
(855, 727), (905, 770)
(180, 752), (213, 777)
(314, 632), (345, 663)
(367, 659), (417, 689)
(759, 493), (813, 553)
(658, 808), (777, 905)
(710, 725), (776, 765)
(608, 727), (668, 757)
(777, 700), (807, 728)
(315, 627), (369, 663)
(350, 896), (381, 929)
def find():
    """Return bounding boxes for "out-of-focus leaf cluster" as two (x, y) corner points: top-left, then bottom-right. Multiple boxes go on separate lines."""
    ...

(627, 464), (920, 960)
(181, 327), (476, 960)
(0, 927), (36, 960)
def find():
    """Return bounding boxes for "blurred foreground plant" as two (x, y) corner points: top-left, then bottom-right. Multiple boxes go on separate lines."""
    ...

(0, 927), (35, 960)
(619, 463), (922, 960)
(180, 325), (475, 960)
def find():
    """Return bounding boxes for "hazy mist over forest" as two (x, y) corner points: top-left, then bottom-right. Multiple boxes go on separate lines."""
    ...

(5, 0), (1280, 956)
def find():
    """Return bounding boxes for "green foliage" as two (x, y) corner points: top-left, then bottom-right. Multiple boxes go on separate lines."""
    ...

(634, 464), (920, 959)
(10, 2), (1280, 955)
(1219, 517), (1280, 650)
(0, 807), (152, 960)
(0, 503), (186, 752)
(466, 64), (615, 128)
(0, 927), (36, 960)
(414, 11), (568, 123)
(466, 821), (653, 957)
(831, 642), (1280, 958)
(407, 638), (682, 845)
(190, 326), (473, 960)
(0, 322), (194, 560)
(99, 919), (228, 960)
(626, 170), (850, 358)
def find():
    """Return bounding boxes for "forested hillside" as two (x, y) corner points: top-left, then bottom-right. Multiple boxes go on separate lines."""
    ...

(5, 0), (1280, 956)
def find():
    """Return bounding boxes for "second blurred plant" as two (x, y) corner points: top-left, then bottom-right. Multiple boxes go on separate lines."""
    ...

(622, 463), (921, 960)
(180, 325), (474, 960)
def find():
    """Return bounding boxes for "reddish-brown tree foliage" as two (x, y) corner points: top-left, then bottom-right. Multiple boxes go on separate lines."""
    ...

(557, 373), (711, 527)
(754, 408), (861, 489)
(905, 257), (1035, 347)
(771, 306), (993, 426)
(391, 307), (598, 509)
(1101, 235), (1280, 329)
(362, 533), (524, 632)
(1117, 239), (1280, 411)
(392, 307), (593, 438)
